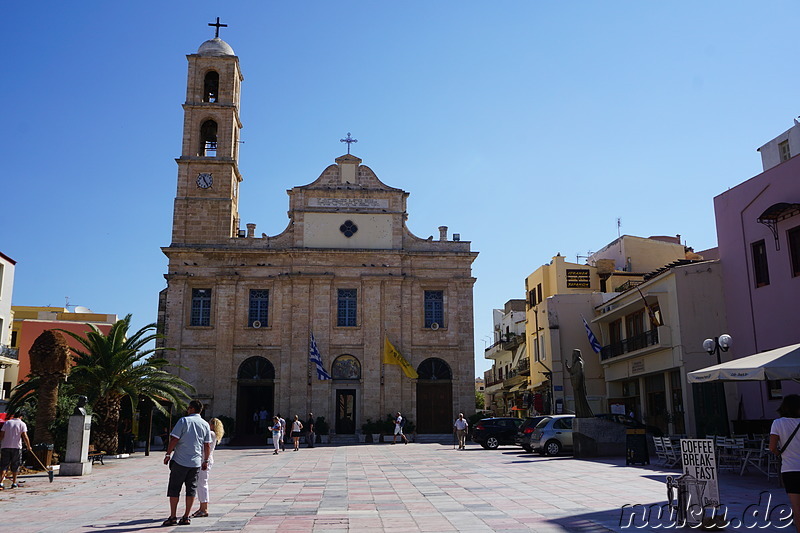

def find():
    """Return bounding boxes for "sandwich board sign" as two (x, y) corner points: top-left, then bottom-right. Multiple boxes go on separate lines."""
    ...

(680, 439), (720, 508)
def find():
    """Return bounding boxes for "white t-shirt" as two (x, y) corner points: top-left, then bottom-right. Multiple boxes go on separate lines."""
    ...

(0, 419), (27, 449)
(454, 418), (468, 431)
(292, 420), (302, 433)
(771, 417), (800, 472)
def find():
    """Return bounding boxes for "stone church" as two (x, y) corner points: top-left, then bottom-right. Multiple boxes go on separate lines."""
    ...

(159, 31), (477, 436)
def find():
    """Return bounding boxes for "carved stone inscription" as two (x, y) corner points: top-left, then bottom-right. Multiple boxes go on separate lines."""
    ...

(308, 198), (389, 209)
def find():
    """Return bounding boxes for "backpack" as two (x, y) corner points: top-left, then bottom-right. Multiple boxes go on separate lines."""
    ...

(400, 417), (406, 428)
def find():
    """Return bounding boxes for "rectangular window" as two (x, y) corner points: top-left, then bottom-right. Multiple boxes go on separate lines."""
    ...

(337, 289), (357, 327)
(10, 330), (17, 348)
(248, 289), (269, 327)
(528, 289), (536, 307)
(780, 140), (791, 162)
(537, 283), (543, 304)
(190, 288), (212, 326)
(626, 310), (645, 337)
(752, 240), (770, 287)
(789, 226), (800, 277)
(424, 290), (444, 328)
(609, 319), (622, 345)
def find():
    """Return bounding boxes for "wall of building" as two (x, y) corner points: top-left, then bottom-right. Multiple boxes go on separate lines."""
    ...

(589, 235), (686, 274)
(757, 122), (800, 171)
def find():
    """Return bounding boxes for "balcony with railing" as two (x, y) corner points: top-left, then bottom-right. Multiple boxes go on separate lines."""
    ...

(600, 329), (661, 361)
(0, 345), (19, 360)
(515, 357), (530, 375)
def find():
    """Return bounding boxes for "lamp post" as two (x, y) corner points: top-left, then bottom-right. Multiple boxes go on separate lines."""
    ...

(701, 334), (732, 435)
(702, 334), (732, 365)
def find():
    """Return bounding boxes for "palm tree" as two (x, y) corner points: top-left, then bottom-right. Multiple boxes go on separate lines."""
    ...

(28, 330), (72, 446)
(58, 314), (195, 453)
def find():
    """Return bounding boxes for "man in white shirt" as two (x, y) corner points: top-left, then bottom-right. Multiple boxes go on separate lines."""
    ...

(0, 411), (32, 489)
(454, 413), (469, 450)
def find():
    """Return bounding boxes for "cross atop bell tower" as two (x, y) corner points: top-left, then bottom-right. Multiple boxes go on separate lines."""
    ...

(208, 17), (227, 38)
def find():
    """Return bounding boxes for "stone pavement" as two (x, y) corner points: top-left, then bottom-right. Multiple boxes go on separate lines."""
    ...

(0, 441), (791, 532)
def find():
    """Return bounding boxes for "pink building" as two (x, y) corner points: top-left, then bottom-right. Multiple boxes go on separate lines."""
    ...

(713, 122), (800, 428)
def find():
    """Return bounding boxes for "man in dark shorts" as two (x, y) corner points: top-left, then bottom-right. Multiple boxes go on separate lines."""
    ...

(162, 400), (212, 526)
(0, 411), (31, 489)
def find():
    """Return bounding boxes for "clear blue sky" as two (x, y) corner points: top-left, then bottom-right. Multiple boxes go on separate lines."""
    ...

(4, 2), (799, 377)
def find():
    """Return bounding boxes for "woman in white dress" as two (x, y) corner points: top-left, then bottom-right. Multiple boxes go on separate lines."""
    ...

(192, 418), (224, 518)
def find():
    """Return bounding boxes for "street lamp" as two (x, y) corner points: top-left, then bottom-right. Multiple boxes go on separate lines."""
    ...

(703, 334), (732, 365)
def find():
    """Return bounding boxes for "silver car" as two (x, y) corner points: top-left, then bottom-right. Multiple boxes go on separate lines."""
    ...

(529, 415), (575, 456)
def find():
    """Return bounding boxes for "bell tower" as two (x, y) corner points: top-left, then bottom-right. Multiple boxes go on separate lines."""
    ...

(171, 22), (243, 245)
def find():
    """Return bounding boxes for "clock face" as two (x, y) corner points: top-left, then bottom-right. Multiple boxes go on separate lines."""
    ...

(196, 173), (213, 189)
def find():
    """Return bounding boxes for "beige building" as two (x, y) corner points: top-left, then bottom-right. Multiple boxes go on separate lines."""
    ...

(591, 259), (731, 436)
(0, 252), (18, 405)
(160, 35), (478, 436)
(483, 300), (527, 416)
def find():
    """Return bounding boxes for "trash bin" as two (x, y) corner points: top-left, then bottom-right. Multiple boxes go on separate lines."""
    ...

(666, 473), (707, 527)
(626, 428), (649, 465)
(30, 443), (54, 469)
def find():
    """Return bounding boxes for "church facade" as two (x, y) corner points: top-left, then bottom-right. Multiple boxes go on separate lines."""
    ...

(160, 33), (478, 435)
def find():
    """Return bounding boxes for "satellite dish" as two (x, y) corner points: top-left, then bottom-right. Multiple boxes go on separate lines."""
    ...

(252, 320), (262, 329)
(74, 306), (92, 314)
(430, 322), (440, 330)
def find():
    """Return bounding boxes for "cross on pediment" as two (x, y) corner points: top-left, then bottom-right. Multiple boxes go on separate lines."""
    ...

(340, 132), (358, 154)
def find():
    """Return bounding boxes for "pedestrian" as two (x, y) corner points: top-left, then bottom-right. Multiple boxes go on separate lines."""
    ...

(0, 411), (32, 490)
(252, 410), (259, 434)
(291, 415), (303, 451)
(192, 417), (224, 518)
(306, 413), (315, 448)
(454, 413), (469, 450)
(271, 416), (281, 455)
(162, 400), (212, 527)
(393, 412), (408, 444)
(770, 394), (800, 533)
(278, 414), (286, 451)
(259, 407), (268, 434)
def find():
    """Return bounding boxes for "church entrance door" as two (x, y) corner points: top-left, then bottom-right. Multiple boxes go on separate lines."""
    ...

(237, 384), (274, 435)
(335, 389), (356, 434)
(416, 358), (454, 433)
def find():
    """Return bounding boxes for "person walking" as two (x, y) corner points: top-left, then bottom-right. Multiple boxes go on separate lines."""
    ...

(770, 394), (800, 533)
(291, 415), (303, 451)
(393, 412), (408, 445)
(162, 400), (212, 527)
(278, 414), (287, 451)
(271, 416), (282, 455)
(306, 413), (315, 448)
(454, 413), (469, 450)
(192, 417), (224, 519)
(0, 411), (32, 490)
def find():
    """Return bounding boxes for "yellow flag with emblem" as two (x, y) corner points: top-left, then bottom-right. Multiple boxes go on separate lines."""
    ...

(383, 337), (419, 379)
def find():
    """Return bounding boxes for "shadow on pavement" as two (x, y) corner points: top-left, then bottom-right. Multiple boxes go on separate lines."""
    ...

(85, 518), (164, 531)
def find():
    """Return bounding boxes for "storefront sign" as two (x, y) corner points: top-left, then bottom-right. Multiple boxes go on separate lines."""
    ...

(631, 360), (645, 374)
(566, 269), (591, 288)
(680, 439), (720, 507)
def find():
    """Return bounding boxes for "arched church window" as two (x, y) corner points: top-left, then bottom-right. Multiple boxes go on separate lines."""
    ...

(332, 354), (361, 380)
(203, 71), (219, 103)
(238, 356), (275, 380)
(200, 120), (218, 157)
(417, 358), (452, 380)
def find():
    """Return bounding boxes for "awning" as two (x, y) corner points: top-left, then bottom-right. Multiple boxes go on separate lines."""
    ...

(510, 406), (525, 411)
(507, 383), (527, 393)
(687, 343), (800, 383)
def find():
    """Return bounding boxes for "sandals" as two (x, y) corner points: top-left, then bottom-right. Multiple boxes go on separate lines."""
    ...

(161, 517), (178, 527)
(191, 510), (208, 518)
(178, 516), (191, 525)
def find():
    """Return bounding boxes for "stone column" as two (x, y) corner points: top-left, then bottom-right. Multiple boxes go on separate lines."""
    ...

(59, 414), (92, 476)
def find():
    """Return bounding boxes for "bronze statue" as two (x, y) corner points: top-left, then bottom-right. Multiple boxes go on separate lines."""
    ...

(565, 349), (593, 418)
(73, 395), (88, 416)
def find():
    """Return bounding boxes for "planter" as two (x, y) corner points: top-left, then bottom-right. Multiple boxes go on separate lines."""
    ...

(357, 434), (366, 443)
(320, 435), (329, 444)
(371, 433), (381, 443)
(220, 437), (230, 446)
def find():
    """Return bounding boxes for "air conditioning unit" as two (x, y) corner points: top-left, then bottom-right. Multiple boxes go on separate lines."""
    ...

(252, 320), (262, 329)
(430, 322), (440, 330)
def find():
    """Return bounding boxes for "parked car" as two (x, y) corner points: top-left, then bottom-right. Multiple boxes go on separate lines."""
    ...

(594, 413), (663, 436)
(515, 416), (548, 452)
(472, 417), (524, 449)
(530, 414), (575, 456)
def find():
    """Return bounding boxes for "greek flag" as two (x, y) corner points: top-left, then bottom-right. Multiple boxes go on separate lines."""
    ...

(582, 316), (602, 354)
(309, 331), (332, 380)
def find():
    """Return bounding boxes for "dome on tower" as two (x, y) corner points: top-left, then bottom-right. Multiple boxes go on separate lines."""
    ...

(197, 38), (235, 57)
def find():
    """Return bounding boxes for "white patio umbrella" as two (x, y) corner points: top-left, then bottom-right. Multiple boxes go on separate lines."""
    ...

(687, 343), (800, 383)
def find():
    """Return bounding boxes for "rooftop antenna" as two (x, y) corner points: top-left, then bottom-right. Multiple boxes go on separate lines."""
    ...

(65, 296), (75, 311)
(617, 217), (623, 252)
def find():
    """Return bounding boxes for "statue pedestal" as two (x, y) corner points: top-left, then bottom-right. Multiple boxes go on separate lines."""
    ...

(60, 414), (92, 476)
(573, 418), (626, 458)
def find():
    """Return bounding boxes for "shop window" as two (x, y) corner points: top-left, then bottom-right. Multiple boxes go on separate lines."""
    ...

(768, 380), (783, 400)
(752, 240), (770, 287)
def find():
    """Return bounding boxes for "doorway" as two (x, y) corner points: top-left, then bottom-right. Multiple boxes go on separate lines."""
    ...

(416, 358), (453, 433)
(236, 356), (275, 435)
(335, 389), (356, 434)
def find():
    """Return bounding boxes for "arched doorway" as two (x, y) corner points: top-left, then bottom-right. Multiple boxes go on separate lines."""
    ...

(416, 358), (453, 433)
(332, 354), (361, 434)
(236, 356), (275, 435)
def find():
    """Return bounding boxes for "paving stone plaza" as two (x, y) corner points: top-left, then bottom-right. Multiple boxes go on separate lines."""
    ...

(0, 442), (790, 532)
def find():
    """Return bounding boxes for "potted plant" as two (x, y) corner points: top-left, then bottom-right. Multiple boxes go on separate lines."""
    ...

(362, 419), (380, 443)
(315, 416), (330, 444)
(217, 415), (235, 446)
(380, 414), (397, 442)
